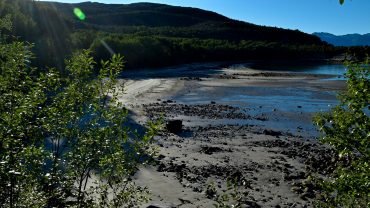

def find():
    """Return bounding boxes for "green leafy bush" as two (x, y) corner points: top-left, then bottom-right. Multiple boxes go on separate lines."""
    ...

(314, 59), (370, 207)
(0, 17), (160, 207)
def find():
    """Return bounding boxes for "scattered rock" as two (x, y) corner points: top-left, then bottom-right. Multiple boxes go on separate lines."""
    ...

(146, 205), (173, 208)
(143, 103), (250, 120)
(245, 200), (261, 208)
(200, 146), (223, 155)
(137, 96), (329, 207)
(263, 129), (283, 137)
(179, 198), (192, 204)
(166, 120), (182, 133)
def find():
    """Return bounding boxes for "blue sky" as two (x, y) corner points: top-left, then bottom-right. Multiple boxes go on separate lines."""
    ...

(40, 0), (370, 35)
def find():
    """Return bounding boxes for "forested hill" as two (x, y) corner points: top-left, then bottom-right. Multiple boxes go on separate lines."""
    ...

(1, 0), (337, 69)
(49, 2), (231, 27)
(47, 1), (326, 44)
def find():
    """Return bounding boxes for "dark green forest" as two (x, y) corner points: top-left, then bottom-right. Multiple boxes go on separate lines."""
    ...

(0, 0), (368, 69)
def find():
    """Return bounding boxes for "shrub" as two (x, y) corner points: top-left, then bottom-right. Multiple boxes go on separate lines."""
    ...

(314, 58), (370, 207)
(0, 17), (160, 207)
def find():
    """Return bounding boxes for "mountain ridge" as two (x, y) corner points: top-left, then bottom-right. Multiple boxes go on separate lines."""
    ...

(313, 32), (370, 46)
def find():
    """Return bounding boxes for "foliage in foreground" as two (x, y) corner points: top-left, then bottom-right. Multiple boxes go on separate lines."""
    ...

(314, 58), (370, 207)
(0, 17), (160, 207)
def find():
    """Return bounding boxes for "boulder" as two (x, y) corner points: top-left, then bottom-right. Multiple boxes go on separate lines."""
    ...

(166, 120), (182, 133)
(263, 129), (282, 137)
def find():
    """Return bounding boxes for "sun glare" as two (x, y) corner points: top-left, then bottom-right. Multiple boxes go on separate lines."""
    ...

(73, 8), (86, 21)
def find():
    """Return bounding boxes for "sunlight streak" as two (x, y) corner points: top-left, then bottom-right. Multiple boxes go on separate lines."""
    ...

(100, 39), (115, 56)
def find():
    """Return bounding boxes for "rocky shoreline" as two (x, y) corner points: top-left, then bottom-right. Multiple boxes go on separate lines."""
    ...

(117, 63), (346, 207)
(136, 103), (336, 208)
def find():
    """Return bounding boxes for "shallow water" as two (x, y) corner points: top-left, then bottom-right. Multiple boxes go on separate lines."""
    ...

(170, 63), (345, 138)
(174, 86), (338, 138)
(246, 63), (346, 75)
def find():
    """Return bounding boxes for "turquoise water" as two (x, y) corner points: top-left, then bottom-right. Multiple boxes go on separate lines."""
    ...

(232, 63), (347, 78)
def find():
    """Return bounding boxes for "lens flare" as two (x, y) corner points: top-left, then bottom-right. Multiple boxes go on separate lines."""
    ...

(73, 8), (86, 21)
(100, 39), (115, 55)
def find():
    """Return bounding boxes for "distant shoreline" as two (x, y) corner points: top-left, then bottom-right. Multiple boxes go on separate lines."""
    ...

(122, 58), (341, 73)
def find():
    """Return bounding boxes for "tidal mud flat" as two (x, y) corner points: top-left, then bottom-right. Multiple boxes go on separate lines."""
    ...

(117, 63), (346, 207)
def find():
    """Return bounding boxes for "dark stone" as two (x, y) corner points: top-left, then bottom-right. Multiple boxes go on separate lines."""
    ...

(200, 146), (223, 155)
(263, 129), (283, 137)
(147, 205), (173, 208)
(157, 154), (165, 160)
(166, 120), (182, 133)
(205, 186), (217, 199)
(179, 198), (191, 204)
(245, 201), (261, 208)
